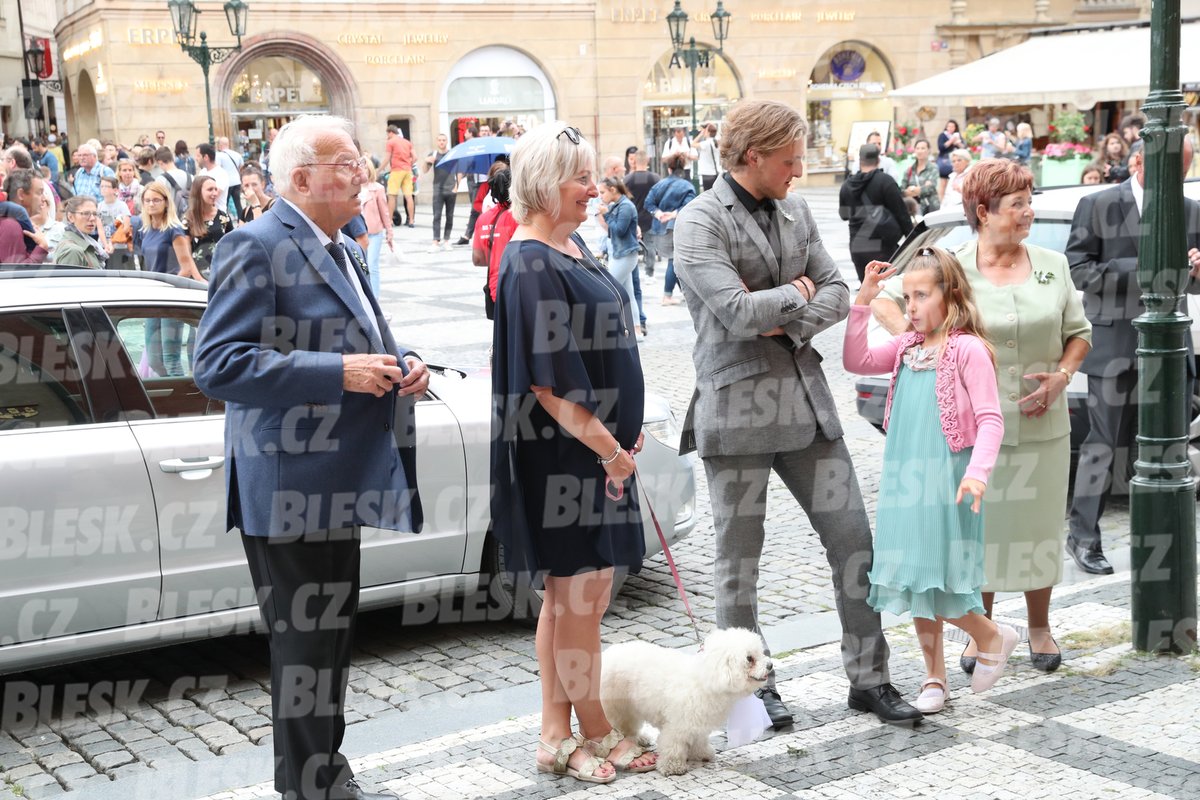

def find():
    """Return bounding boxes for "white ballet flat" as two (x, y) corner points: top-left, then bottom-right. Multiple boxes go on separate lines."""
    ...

(914, 677), (948, 713)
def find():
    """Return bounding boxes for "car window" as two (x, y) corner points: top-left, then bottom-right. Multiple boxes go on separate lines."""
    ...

(107, 306), (222, 418)
(0, 311), (91, 429)
(894, 218), (1073, 272)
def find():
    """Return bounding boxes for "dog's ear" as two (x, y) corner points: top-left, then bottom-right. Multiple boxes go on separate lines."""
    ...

(715, 643), (751, 691)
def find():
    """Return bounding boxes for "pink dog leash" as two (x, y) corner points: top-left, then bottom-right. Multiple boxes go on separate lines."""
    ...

(633, 463), (701, 645)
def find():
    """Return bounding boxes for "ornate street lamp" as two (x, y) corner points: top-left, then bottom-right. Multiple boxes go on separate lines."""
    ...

(167, 0), (249, 145)
(665, 2), (732, 191)
(667, 1), (688, 51)
(1130, 0), (1197, 654)
(710, 0), (731, 48)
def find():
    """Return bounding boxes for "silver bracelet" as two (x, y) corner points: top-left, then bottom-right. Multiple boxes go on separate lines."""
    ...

(597, 444), (621, 465)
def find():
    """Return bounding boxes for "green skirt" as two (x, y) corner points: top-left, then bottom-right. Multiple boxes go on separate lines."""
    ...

(981, 436), (1071, 592)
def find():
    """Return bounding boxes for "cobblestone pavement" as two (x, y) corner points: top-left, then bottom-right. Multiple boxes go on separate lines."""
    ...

(0, 188), (1177, 799)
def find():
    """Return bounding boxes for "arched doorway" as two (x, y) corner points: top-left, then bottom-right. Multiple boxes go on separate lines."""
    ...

(215, 33), (358, 153)
(73, 70), (100, 143)
(440, 46), (557, 144)
(806, 41), (896, 174)
(641, 46), (741, 173)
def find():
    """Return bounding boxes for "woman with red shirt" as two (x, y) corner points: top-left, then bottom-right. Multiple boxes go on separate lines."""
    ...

(472, 166), (516, 319)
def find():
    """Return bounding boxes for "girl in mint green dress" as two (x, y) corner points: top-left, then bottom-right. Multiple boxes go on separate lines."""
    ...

(844, 247), (1019, 713)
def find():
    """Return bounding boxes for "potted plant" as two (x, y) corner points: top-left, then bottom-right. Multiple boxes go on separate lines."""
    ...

(890, 121), (920, 179)
(1039, 109), (1093, 186)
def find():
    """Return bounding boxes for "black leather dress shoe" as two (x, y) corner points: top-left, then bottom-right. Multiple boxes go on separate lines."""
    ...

(754, 687), (794, 729)
(848, 684), (924, 727)
(341, 777), (398, 800)
(1066, 539), (1114, 575)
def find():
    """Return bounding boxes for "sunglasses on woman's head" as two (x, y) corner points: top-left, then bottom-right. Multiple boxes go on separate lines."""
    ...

(558, 127), (582, 145)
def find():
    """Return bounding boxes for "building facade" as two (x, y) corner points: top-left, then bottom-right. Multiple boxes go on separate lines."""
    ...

(53, 0), (1155, 181)
(3, 0), (65, 140)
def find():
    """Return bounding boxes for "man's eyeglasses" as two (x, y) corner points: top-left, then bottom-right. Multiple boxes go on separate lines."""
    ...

(558, 127), (582, 145)
(303, 156), (369, 174)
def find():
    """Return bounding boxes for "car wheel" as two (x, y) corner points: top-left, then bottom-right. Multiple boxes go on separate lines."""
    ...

(481, 534), (543, 627)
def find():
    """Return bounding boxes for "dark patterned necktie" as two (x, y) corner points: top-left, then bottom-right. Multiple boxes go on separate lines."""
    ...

(325, 241), (349, 278)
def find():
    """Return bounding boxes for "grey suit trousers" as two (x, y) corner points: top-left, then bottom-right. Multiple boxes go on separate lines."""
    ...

(703, 437), (890, 691)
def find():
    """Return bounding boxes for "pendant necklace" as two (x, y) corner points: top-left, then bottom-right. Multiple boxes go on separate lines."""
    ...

(531, 222), (629, 337)
(577, 253), (630, 338)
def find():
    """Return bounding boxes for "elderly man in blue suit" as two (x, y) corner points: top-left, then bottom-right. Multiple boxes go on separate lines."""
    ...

(195, 115), (426, 800)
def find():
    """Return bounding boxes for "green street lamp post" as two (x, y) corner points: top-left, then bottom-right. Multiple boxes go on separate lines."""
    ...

(665, 0), (731, 191)
(167, 0), (249, 146)
(1130, 0), (1197, 654)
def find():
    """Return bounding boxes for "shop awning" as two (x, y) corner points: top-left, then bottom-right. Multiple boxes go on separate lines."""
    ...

(891, 21), (1200, 109)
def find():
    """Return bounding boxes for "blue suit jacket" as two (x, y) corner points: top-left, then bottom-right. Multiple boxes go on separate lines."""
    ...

(194, 200), (423, 537)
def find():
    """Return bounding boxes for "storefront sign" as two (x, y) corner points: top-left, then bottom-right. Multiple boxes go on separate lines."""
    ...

(338, 33), (449, 45)
(128, 27), (176, 45)
(608, 6), (658, 22)
(747, 9), (854, 23)
(447, 76), (544, 114)
(809, 81), (885, 94)
(134, 79), (190, 94)
(63, 30), (103, 62)
(750, 11), (803, 22)
(366, 55), (426, 65)
(758, 68), (797, 80)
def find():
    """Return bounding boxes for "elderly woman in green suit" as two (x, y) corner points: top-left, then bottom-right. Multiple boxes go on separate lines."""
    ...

(874, 158), (1091, 674)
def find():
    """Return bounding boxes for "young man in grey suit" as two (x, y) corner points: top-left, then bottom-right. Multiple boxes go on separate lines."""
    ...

(1067, 138), (1200, 574)
(195, 115), (426, 800)
(673, 99), (921, 728)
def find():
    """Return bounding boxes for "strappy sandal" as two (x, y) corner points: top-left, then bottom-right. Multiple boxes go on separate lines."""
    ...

(914, 677), (949, 714)
(585, 728), (657, 774)
(971, 624), (1019, 693)
(536, 734), (615, 784)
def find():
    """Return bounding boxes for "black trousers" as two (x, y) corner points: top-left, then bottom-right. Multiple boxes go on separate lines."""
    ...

(242, 529), (360, 800)
(1068, 371), (1138, 549)
(431, 189), (456, 241)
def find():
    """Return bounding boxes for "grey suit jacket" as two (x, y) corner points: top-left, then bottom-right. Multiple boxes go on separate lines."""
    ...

(674, 178), (849, 457)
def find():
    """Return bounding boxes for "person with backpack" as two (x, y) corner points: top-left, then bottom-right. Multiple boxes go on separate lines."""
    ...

(174, 140), (197, 176)
(155, 146), (192, 215)
(839, 144), (913, 285)
(471, 166), (515, 320)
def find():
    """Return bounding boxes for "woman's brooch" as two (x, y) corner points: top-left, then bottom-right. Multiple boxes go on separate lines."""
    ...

(1034, 270), (1054, 285)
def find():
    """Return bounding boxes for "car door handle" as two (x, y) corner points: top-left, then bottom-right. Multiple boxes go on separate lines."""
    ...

(159, 456), (226, 473)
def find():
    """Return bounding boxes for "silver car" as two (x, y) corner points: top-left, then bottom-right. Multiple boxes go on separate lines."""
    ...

(0, 268), (696, 674)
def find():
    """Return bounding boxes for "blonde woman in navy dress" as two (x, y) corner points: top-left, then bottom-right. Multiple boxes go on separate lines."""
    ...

(491, 122), (656, 783)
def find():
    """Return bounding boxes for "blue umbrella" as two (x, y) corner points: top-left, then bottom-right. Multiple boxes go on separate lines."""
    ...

(435, 136), (515, 175)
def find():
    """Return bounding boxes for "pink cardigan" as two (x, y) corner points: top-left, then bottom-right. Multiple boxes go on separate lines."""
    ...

(360, 183), (391, 236)
(843, 305), (1004, 484)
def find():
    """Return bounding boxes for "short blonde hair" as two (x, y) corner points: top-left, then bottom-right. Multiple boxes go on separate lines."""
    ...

(720, 100), (807, 170)
(1017, 122), (1033, 138)
(510, 121), (596, 224)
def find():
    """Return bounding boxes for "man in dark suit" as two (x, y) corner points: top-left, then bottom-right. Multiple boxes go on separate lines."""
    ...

(195, 115), (426, 800)
(1067, 138), (1200, 574)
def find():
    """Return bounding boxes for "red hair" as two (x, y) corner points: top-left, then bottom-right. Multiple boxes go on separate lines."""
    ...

(960, 158), (1034, 232)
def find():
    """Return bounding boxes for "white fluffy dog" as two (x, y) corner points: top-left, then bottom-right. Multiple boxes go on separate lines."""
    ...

(600, 627), (772, 775)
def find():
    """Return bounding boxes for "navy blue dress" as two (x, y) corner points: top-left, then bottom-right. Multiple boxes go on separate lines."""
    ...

(490, 236), (646, 588)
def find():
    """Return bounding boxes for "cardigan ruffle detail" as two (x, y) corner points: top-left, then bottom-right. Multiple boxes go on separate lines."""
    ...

(882, 330), (968, 453)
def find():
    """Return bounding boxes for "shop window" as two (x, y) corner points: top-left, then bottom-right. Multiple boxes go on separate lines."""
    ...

(806, 41), (895, 173)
